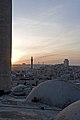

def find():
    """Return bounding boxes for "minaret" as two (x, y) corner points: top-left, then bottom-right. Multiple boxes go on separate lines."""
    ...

(0, 0), (12, 93)
(31, 56), (33, 69)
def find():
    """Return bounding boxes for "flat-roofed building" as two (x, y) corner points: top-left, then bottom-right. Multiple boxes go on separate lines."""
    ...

(64, 59), (69, 67)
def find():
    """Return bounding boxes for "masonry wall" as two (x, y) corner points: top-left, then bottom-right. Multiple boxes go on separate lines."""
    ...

(0, 0), (12, 92)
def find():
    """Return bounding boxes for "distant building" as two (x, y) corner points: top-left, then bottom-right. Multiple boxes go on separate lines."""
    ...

(64, 59), (69, 67)
(31, 56), (33, 69)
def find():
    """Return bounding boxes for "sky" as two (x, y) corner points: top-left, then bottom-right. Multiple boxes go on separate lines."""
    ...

(12, 0), (80, 65)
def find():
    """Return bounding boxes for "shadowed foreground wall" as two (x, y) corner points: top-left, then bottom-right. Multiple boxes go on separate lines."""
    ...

(0, 0), (12, 92)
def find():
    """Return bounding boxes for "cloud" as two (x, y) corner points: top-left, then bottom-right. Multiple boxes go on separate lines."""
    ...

(12, 0), (80, 65)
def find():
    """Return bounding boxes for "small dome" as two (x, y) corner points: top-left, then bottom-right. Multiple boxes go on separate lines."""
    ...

(54, 100), (80, 120)
(12, 84), (27, 96)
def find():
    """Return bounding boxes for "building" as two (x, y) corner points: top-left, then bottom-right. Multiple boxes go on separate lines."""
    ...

(64, 59), (69, 67)
(0, 0), (12, 93)
(31, 56), (33, 69)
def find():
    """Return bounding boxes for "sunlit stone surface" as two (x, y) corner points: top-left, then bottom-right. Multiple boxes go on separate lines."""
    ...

(54, 100), (80, 120)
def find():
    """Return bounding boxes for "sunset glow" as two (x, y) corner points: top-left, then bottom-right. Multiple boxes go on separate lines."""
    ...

(12, 0), (80, 65)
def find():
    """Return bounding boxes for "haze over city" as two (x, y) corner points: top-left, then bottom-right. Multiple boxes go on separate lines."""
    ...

(12, 0), (80, 65)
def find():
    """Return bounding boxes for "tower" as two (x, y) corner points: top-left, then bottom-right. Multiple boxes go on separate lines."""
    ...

(64, 59), (69, 67)
(0, 0), (12, 93)
(31, 56), (33, 69)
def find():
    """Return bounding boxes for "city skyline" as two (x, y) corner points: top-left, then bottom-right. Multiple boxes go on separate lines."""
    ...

(12, 0), (80, 65)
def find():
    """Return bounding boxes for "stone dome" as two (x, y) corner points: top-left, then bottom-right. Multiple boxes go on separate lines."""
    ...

(26, 80), (80, 108)
(54, 100), (80, 120)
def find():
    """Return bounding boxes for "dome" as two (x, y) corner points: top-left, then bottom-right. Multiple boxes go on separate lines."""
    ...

(26, 80), (80, 108)
(12, 84), (27, 96)
(54, 100), (80, 120)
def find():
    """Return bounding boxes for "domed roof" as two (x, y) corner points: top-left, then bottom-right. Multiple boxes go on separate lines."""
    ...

(12, 84), (27, 96)
(26, 80), (80, 108)
(54, 100), (80, 120)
